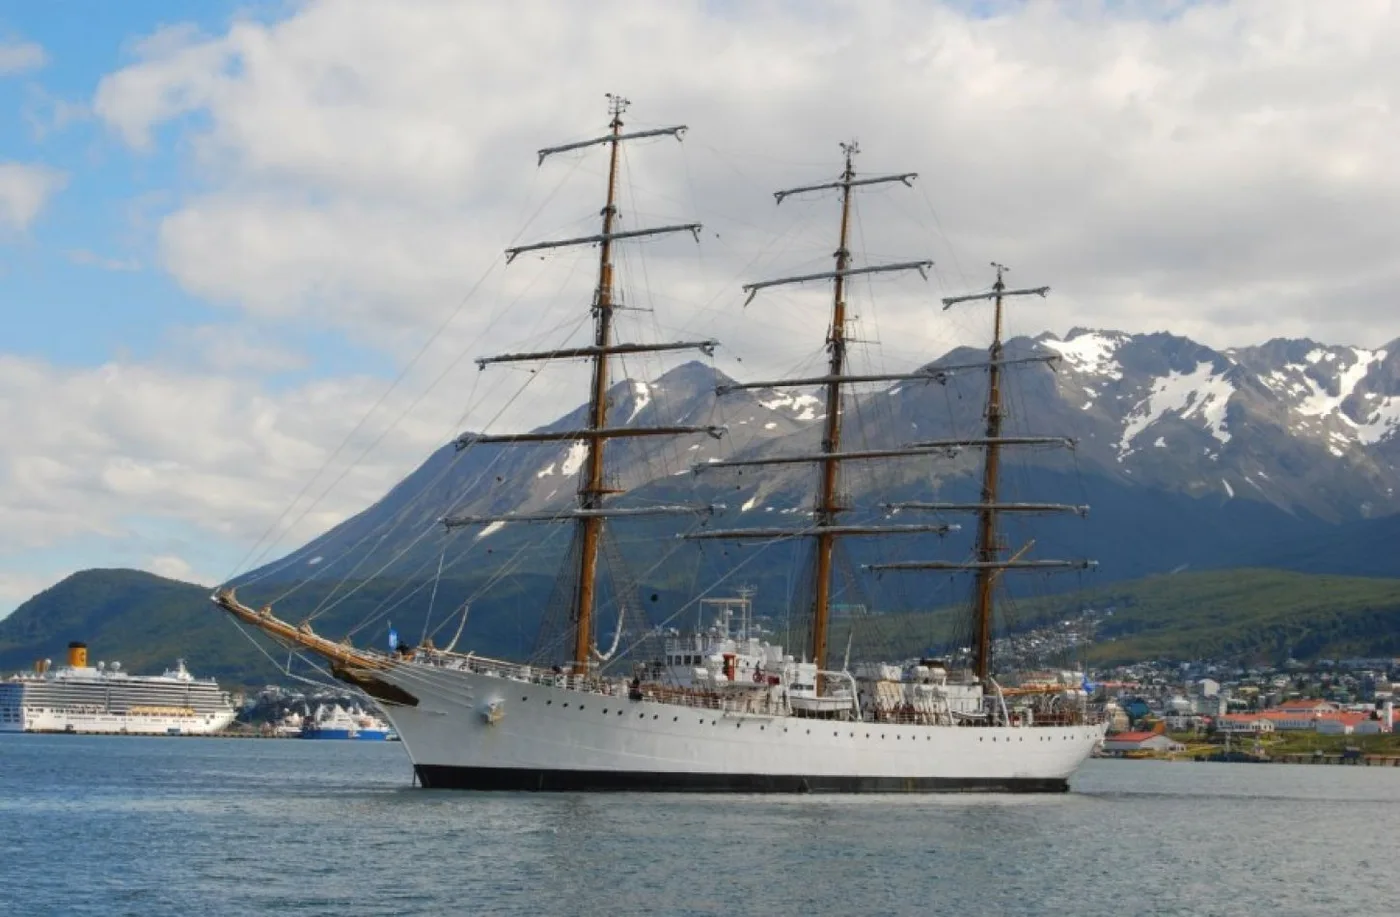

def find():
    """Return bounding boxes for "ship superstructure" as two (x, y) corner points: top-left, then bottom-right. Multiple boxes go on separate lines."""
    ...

(212, 99), (1105, 791)
(0, 641), (235, 736)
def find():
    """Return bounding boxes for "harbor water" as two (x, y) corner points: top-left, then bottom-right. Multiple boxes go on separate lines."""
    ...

(1, 734), (1395, 916)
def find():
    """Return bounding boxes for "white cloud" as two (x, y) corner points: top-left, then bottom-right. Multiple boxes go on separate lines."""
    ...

(0, 38), (46, 74)
(0, 353), (475, 561)
(0, 163), (65, 231)
(67, 248), (141, 271)
(146, 554), (210, 585)
(0, 0), (1388, 610)
(84, 0), (1400, 384)
(160, 324), (308, 374)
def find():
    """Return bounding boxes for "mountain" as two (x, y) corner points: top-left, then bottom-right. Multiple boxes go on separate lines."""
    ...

(9, 328), (1400, 679)
(0, 570), (275, 683)
(9, 567), (1400, 683)
(252, 328), (1400, 597)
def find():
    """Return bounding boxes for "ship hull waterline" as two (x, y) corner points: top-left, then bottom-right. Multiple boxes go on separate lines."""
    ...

(362, 662), (1104, 794)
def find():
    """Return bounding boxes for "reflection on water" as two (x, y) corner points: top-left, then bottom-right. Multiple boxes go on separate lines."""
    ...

(1, 735), (1396, 917)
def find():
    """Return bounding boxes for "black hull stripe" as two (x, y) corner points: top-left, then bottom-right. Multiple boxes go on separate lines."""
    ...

(414, 765), (1069, 794)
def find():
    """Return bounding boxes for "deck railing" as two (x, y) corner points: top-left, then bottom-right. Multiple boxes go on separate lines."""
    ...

(405, 649), (1103, 727)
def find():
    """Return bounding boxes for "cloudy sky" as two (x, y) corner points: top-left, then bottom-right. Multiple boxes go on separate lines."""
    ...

(1, 0), (1396, 616)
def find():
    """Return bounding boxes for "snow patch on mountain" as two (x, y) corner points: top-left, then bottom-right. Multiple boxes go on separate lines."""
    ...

(1042, 332), (1126, 381)
(536, 462), (556, 478)
(627, 380), (652, 422)
(1357, 395), (1400, 444)
(1295, 348), (1383, 421)
(561, 441), (588, 476)
(1118, 362), (1232, 458)
(758, 391), (822, 421)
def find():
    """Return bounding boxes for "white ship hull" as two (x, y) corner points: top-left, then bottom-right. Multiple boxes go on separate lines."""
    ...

(373, 664), (1105, 792)
(0, 708), (236, 736)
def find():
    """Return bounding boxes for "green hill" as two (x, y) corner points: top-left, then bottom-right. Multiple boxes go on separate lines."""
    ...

(5, 567), (1400, 685)
(846, 569), (1400, 666)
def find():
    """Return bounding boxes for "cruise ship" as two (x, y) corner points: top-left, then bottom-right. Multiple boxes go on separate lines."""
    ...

(0, 641), (236, 736)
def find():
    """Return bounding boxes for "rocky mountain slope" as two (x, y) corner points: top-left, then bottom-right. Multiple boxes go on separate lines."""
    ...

(255, 328), (1400, 595)
(9, 328), (1400, 677)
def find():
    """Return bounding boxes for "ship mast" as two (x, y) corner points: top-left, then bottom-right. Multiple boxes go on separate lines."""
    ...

(690, 143), (955, 673)
(444, 96), (724, 672)
(869, 264), (1095, 682)
(810, 141), (858, 675)
(970, 263), (1012, 683)
(575, 95), (626, 670)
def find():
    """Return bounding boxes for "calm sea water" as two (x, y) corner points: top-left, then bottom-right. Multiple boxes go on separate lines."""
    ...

(1, 734), (1396, 917)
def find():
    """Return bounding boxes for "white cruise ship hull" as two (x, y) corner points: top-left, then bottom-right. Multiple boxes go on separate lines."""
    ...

(2, 708), (236, 736)
(373, 664), (1105, 792)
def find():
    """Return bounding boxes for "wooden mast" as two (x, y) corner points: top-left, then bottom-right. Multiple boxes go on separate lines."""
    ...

(809, 141), (859, 672)
(691, 146), (936, 676)
(970, 264), (1009, 683)
(867, 265), (1096, 682)
(573, 94), (626, 670)
(215, 98), (723, 676)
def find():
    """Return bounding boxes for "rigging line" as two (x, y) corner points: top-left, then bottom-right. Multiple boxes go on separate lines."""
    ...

(224, 615), (342, 692)
(918, 184), (970, 294)
(346, 513), (574, 642)
(223, 260), (505, 586)
(234, 170), (594, 589)
(301, 369), (564, 620)
(232, 258), (506, 587)
(605, 522), (814, 669)
(419, 543), (447, 645)
(274, 257), (596, 609)
(345, 436), (598, 635)
(286, 346), (560, 615)
(508, 153), (588, 248)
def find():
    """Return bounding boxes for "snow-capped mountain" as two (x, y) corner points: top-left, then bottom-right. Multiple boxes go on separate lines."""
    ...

(253, 329), (1400, 587)
(1023, 330), (1400, 520)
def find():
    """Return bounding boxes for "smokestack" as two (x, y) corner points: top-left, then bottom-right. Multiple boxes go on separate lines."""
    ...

(67, 641), (88, 668)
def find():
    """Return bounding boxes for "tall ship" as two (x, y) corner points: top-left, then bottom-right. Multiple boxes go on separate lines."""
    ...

(213, 98), (1105, 791)
(0, 641), (236, 736)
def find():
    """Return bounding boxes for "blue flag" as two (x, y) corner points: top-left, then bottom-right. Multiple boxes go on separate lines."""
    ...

(388, 624), (399, 651)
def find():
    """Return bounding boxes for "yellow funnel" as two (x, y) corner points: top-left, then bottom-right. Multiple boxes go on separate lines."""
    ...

(67, 642), (88, 668)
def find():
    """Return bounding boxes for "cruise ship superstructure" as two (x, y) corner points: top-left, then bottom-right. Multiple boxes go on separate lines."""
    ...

(0, 641), (236, 736)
